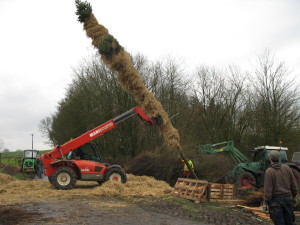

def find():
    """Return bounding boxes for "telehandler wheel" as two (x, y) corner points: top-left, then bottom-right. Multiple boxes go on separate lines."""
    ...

(236, 172), (256, 189)
(291, 167), (300, 190)
(52, 167), (76, 190)
(48, 176), (54, 184)
(105, 168), (127, 183)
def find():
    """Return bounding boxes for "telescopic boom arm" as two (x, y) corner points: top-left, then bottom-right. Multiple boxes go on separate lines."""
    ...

(43, 106), (161, 161)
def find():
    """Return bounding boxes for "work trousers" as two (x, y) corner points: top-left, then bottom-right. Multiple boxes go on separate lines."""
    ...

(268, 197), (295, 225)
(37, 165), (44, 178)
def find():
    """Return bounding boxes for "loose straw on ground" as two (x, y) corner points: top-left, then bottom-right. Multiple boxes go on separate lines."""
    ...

(75, 0), (197, 178)
(0, 173), (172, 205)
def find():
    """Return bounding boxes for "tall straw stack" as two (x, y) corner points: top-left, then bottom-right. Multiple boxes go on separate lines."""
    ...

(75, 0), (197, 178)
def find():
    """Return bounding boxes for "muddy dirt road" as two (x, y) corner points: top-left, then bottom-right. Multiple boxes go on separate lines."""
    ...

(0, 171), (272, 225)
(2, 197), (208, 225)
(1, 196), (272, 225)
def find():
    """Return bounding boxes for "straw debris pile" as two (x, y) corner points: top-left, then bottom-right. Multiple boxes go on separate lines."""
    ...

(91, 174), (172, 197)
(0, 173), (172, 206)
(243, 188), (264, 206)
(0, 173), (16, 185)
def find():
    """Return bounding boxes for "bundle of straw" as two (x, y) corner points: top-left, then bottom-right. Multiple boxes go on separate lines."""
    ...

(75, 1), (197, 178)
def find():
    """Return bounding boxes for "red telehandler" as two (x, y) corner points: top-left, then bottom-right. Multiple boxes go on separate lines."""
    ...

(42, 106), (162, 190)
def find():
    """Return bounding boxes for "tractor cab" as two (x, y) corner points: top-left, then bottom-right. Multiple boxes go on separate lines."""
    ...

(21, 149), (40, 173)
(253, 146), (288, 171)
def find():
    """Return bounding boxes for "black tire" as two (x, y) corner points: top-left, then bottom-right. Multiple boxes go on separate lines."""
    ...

(105, 168), (127, 183)
(52, 167), (77, 190)
(48, 176), (54, 184)
(235, 172), (256, 189)
(291, 167), (300, 191)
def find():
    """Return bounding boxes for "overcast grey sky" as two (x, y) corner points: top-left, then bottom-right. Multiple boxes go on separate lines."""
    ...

(0, 0), (300, 151)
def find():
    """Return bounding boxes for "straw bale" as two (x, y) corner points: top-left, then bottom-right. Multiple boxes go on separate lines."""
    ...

(0, 173), (16, 185)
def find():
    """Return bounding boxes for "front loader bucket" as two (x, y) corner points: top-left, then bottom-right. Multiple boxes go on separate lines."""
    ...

(214, 174), (233, 184)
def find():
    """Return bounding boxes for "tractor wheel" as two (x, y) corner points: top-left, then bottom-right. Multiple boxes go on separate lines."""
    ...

(235, 172), (256, 189)
(291, 167), (300, 191)
(105, 168), (127, 183)
(52, 167), (76, 190)
(48, 176), (54, 184)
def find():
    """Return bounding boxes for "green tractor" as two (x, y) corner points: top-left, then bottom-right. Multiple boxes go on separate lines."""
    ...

(198, 141), (300, 189)
(20, 150), (39, 173)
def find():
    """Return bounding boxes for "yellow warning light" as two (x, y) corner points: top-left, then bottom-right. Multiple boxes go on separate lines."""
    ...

(279, 140), (283, 145)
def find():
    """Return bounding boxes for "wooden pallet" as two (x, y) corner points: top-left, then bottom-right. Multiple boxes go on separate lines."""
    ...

(209, 183), (235, 200)
(172, 178), (209, 203)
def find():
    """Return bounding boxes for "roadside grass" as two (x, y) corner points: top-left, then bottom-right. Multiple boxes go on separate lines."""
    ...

(164, 196), (229, 212)
(204, 202), (229, 212)
(1, 157), (22, 166)
(13, 172), (35, 180)
(164, 197), (199, 213)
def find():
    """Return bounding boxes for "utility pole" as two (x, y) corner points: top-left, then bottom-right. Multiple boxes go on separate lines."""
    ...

(30, 133), (34, 149)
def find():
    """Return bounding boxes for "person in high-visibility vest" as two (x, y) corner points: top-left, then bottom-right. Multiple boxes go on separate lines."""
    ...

(178, 158), (194, 178)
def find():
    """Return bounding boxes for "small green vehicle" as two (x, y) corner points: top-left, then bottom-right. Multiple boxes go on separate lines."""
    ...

(198, 141), (300, 189)
(20, 150), (39, 173)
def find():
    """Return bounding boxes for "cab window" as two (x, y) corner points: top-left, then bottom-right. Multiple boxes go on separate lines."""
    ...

(66, 143), (101, 161)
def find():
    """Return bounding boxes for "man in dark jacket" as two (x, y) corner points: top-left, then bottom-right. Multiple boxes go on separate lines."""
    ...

(264, 150), (298, 225)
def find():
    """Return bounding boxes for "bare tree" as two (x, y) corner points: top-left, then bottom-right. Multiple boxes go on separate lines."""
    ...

(251, 50), (300, 146)
(192, 65), (250, 145)
(3, 148), (9, 153)
(39, 117), (56, 146)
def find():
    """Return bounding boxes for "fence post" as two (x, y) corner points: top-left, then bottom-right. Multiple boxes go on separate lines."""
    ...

(0, 153), (1, 164)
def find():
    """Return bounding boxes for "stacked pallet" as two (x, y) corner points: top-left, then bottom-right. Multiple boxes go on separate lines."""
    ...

(209, 183), (235, 201)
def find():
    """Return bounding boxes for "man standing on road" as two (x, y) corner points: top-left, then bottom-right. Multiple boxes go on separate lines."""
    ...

(264, 150), (298, 225)
(36, 154), (44, 178)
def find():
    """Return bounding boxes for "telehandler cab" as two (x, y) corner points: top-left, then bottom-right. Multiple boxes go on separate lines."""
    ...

(42, 106), (162, 190)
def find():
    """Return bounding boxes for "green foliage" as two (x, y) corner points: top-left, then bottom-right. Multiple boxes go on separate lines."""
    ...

(75, 0), (92, 23)
(99, 35), (122, 58)
(0, 157), (20, 166)
(0, 151), (22, 157)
